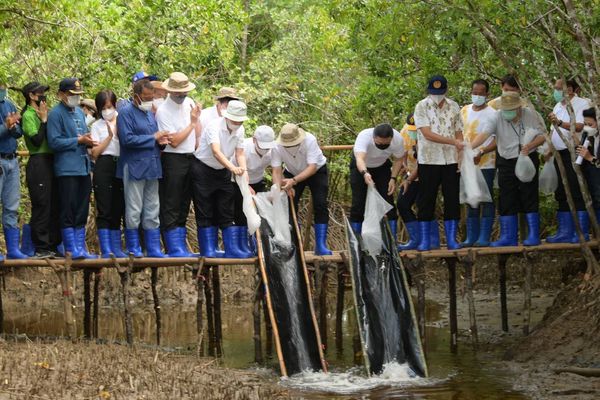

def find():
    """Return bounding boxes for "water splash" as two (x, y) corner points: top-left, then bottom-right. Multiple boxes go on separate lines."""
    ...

(280, 362), (437, 395)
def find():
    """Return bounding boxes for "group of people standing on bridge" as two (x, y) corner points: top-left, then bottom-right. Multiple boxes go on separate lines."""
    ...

(0, 71), (597, 260)
(350, 74), (599, 251)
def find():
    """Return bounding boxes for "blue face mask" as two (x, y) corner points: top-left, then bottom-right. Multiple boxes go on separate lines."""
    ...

(0, 89), (6, 102)
(502, 110), (517, 121)
(553, 89), (564, 103)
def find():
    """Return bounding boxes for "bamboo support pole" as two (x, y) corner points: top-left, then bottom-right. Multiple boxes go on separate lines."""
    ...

(335, 253), (348, 354)
(118, 256), (134, 346)
(263, 289), (273, 358)
(202, 265), (215, 357)
(212, 265), (223, 357)
(151, 267), (161, 345)
(253, 263), (263, 363)
(83, 269), (91, 339)
(317, 261), (329, 351)
(193, 258), (206, 357)
(47, 256), (77, 340)
(522, 251), (534, 336)
(446, 257), (458, 353)
(461, 251), (478, 346)
(498, 254), (509, 332)
(92, 270), (100, 338)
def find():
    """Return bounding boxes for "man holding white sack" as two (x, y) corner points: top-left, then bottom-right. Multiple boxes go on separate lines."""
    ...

(349, 123), (404, 240)
(460, 79), (498, 247)
(232, 125), (276, 254)
(471, 91), (546, 247)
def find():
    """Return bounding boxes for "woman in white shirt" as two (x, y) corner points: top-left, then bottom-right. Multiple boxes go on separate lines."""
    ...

(90, 90), (126, 258)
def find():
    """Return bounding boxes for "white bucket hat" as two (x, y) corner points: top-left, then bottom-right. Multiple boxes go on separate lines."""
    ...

(222, 100), (249, 122)
(254, 125), (276, 149)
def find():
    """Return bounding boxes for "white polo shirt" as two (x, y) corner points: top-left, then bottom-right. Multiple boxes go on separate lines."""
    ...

(90, 117), (120, 157)
(232, 138), (271, 184)
(551, 96), (590, 150)
(156, 97), (196, 154)
(271, 132), (327, 176)
(353, 127), (404, 168)
(194, 117), (245, 169)
(199, 105), (220, 134)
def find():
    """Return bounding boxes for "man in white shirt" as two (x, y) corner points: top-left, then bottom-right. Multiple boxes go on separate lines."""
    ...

(471, 91), (546, 247)
(199, 87), (241, 136)
(192, 100), (251, 258)
(460, 79), (498, 247)
(413, 75), (464, 251)
(272, 123), (332, 255)
(232, 125), (275, 254)
(545, 79), (591, 243)
(156, 72), (201, 257)
(350, 123), (404, 243)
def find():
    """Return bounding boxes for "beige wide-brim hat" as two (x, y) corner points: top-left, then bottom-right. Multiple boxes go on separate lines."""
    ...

(277, 123), (306, 147)
(161, 72), (196, 93)
(214, 86), (241, 100)
(499, 91), (521, 110)
(80, 98), (97, 112)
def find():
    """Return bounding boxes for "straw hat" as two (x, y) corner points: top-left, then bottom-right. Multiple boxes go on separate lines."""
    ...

(277, 123), (306, 147)
(214, 86), (241, 101)
(161, 72), (196, 92)
(499, 91), (521, 110)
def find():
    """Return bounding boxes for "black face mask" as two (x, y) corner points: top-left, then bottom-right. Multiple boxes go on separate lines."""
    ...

(375, 143), (390, 150)
(34, 95), (47, 105)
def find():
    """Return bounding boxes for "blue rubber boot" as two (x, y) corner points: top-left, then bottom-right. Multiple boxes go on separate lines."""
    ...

(388, 219), (398, 242)
(56, 242), (65, 257)
(546, 211), (574, 243)
(20, 224), (35, 257)
(571, 211), (590, 243)
(398, 221), (420, 250)
(178, 227), (197, 257)
(164, 228), (187, 257)
(237, 226), (254, 255)
(350, 222), (362, 235)
(417, 221), (431, 251)
(4, 227), (28, 259)
(144, 228), (167, 258)
(444, 220), (461, 250)
(461, 217), (479, 247)
(430, 220), (440, 249)
(75, 227), (98, 259)
(124, 228), (143, 258)
(474, 217), (494, 247)
(110, 229), (128, 258)
(491, 215), (518, 247)
(314, 224), (333, 256)
(61, 228), (83, 259)
(198, 226), (219, 258)
(223, 226), (252, 258)
(97, 228), (112, 258)
(523, 213), (541, 246)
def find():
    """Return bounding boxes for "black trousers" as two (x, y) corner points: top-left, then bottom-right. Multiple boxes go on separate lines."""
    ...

(192, 159), (234, 228)
(234, 180), (266, 226)
(57, 175), (92, 229)
(397, 180), (419, 223)
(93, 155), (125, 230)
(554, 149), (585, 211)
(284, 165), (330, 224)
(349, 157), (397, 222)
(497, 153), (540, 215)
(416, 163), (460, 221)
(26, 154), (60, 251)
(159, 153), (194, 230)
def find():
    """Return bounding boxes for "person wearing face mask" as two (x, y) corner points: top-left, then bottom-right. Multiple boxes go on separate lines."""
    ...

(47, 78), (98, 259)
(117, 80), (171, 258)
(192, 100), (251, 258)
(0, 82), (28, 260)
(397, 113), (423, 250)
(231, 125), (276, 254)
(413, 75), (464, 251)
(90, 90), (127, 258)
(576, 108), (600, 223)
(544, 79), (592, 243)
(471, 91), (546, 247)
(80, 99), (97, 128)
(199, 87), (242, 136)
(460, 79), (498, 247)
(151, 80), (167, 114)
(21, 81), (61, 258)
(117, 71), (159, 111)
(155, 72), (201, 257)
(272, 123), (332, 255)
(350, 123), (404, 241)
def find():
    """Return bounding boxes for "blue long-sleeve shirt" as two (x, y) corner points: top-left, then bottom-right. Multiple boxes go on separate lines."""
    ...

(116, 102), (162, 180)
(0, 99), (23, 153)
(47, 102), (91, 176)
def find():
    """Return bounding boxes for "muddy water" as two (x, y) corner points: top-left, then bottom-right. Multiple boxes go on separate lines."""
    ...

(3, 302), (527, 399)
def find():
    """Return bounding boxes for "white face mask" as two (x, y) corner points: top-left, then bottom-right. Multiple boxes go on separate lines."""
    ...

(85, 114), (95, 125)
(226, 119), (241, 133)
(67, 94), (80, 108)
(583, 125), (598, 137)
(138, 101), (153, 112)
(430, 94), (445, 104)
(102, 107), (116, 121)
(153, 98), (165, 109)
(471, 95), (486, 107)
